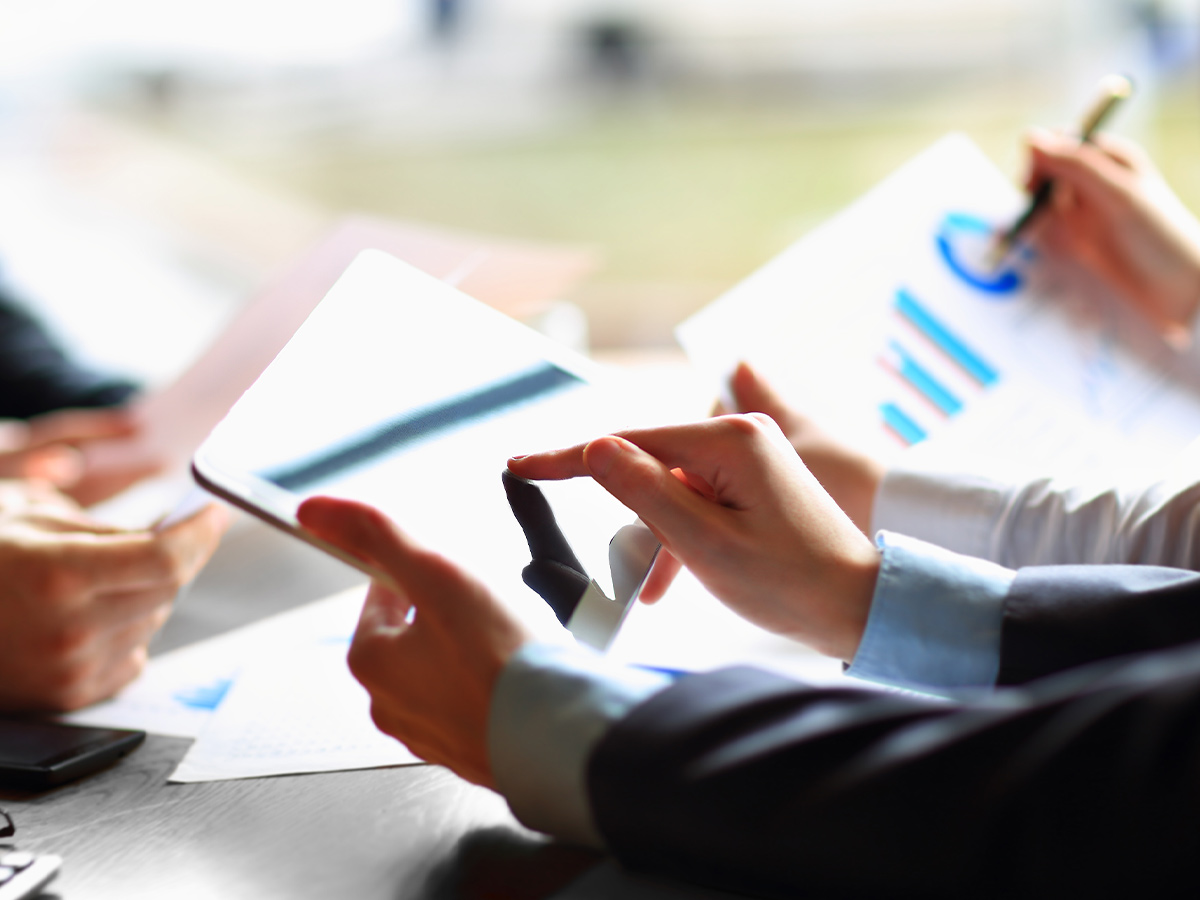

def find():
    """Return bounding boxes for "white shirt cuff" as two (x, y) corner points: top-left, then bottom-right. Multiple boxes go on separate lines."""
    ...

(488, 642), (672, 847)
(873, 465), (1010, 562)
(848, 531), (1013, 695)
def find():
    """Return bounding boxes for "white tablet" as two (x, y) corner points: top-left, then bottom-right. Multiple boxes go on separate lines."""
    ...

(192, 250), (655, 643)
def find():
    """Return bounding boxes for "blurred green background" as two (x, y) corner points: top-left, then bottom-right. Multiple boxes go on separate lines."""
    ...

(3, 0), (1199, 350)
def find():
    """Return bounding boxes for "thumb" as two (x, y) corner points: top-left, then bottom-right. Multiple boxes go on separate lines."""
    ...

(297, 495), (422, 597)
(300, 496), (492, 636)
(582, 436), (710, 553)
(300, 497), (418, 634)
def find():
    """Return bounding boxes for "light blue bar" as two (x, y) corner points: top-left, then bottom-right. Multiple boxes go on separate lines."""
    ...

(880, 402), (927, 445)
(895, 288), (999, 387)
(889, 340), (963, 416)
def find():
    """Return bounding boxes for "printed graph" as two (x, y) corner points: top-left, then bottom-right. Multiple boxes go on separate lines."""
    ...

(875, 212), (1015, 446)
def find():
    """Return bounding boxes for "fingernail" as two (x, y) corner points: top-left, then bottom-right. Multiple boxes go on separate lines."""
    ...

(585, 437), (622, 477)
(508, 454), (528, 462)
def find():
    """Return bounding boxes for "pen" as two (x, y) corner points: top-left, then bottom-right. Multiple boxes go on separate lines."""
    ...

(989, 72), (1134, 268)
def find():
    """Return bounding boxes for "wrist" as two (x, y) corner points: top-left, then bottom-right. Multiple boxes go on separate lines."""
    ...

(805, 542), (880, 662)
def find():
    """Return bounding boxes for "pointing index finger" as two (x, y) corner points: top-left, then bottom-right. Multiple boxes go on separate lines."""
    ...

(507, 446), (591, 481)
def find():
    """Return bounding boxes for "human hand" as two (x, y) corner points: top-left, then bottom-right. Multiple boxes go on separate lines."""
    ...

(0, 419), (85, 485)
(509, 415), (880, 661)
(1024, 128), (1200, 343)
(298, 496), (533, 789)
(0, 481), (227, 712)
(0, 407), (160, 506)
(719, 362), (883, 536)
(628, 361), (885, 605)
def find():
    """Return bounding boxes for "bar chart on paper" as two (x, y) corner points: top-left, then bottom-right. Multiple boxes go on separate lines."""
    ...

(677, 133), (1200, 471)
(877, 286), (999, 447)
(872, 207), (1016, 449)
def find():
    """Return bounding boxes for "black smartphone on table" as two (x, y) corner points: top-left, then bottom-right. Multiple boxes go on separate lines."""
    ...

(0, 719), (145, 790)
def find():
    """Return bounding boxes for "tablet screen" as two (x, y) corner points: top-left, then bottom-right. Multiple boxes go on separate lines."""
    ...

(195, 250), (643, 631)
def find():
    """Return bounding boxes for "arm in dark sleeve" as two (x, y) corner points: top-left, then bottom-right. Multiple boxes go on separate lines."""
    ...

(589, 649), (1200, 899)
(1000, 564), (1200, 684)
(0, 283), (137, 417)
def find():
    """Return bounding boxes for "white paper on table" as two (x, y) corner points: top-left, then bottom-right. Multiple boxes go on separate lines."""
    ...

(676, 133), (1200, 478)
(64, 586), (369, 739)
(169, 617), (418, 783)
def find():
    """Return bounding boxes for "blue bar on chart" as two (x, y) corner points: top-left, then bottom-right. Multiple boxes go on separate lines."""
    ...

(894, 288), (999, 387)
(884, 340), (963, 416)
(879, 402), (927, 446)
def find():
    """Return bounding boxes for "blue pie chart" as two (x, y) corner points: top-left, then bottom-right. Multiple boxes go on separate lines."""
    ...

(935, 212), (1023, 296)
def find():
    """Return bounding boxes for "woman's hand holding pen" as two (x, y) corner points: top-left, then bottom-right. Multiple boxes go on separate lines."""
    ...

(509, 414), (880, 662)
(1025, 128), (1200, 345)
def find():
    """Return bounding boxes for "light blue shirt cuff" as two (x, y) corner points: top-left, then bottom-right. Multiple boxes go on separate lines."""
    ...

(488, 642), (672, 847)
(847, 531), (1014, 695)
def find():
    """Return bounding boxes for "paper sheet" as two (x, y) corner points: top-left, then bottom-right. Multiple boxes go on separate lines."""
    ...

(67, 585), (421, 782)
(168, 626), (418, 783)
(64, 586), (368, 739)
(676, 133), (1200, 477)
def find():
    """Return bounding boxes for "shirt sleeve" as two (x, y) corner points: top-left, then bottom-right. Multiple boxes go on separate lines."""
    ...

(488, 642), (672, 848)
(489, 533), (1015, 844)
(873, 443), (1200, 570)
(847, 531), (1012, 694)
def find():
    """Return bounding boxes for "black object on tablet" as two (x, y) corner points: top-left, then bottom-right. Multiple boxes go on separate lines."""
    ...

(0, 719), (145, 789)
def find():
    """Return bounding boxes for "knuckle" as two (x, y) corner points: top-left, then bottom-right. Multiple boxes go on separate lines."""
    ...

(722, 412), (775, 441)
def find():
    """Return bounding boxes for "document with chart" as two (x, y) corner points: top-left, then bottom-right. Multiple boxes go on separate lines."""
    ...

(676, 133), (1200, 476)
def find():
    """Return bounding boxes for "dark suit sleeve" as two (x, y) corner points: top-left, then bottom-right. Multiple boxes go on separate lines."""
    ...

(998, 564), (1200, 685)
(0, 282), (137, 417)
(588, 650), (1200, 899)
